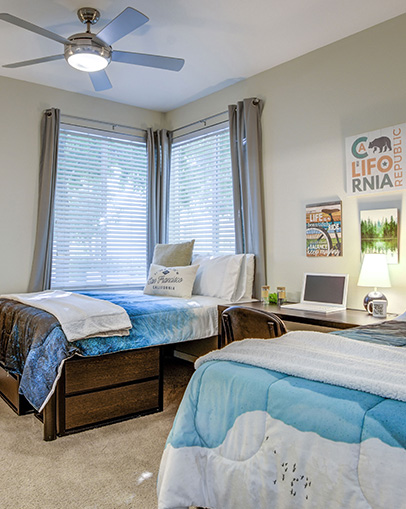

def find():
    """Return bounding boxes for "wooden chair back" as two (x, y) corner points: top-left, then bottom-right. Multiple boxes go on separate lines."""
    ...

(221, 306), (287, 345)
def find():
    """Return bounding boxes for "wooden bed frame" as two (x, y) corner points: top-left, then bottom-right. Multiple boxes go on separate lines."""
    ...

(0, 333), (223, 441)
(0, 345), (163, 440)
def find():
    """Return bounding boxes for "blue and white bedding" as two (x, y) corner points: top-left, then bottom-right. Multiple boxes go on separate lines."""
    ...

(158, 329), (406, 509)
(0, 290), (226, 412)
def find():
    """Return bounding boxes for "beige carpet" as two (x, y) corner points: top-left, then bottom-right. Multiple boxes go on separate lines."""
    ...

(0, 357), (194, 509)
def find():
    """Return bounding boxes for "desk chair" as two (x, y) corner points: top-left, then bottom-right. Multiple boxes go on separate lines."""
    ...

(221, 305), (287, 345)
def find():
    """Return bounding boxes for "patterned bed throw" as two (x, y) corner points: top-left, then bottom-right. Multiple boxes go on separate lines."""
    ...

(158, 332), (406, 509)
(333, 318), (406, 346)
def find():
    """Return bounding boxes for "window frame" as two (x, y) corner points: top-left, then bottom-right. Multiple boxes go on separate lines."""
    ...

(168, 121), (235, 256)
(51, 121), (149, 291)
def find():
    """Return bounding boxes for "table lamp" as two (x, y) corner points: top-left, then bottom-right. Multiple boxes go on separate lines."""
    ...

(357, 253), (391, 313)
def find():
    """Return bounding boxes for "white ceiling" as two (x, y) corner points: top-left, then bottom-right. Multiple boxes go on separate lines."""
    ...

(0, 0), (405, 112)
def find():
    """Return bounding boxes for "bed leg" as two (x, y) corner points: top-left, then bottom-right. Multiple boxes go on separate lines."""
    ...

(43, 392), (57, 441)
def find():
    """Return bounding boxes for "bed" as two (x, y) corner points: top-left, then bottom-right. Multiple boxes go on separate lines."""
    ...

(0, 290), (233, 440)
(0, 252), (255, 441)
(157, 318), (406, 509)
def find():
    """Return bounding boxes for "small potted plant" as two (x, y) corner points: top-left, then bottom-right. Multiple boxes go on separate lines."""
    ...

(268, 292), (278, 305)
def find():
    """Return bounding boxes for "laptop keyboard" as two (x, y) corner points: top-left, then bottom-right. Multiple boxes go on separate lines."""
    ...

(281, 303), (345, 314)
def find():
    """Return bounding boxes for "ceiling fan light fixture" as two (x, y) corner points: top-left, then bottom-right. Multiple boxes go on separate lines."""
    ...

(67, 52), (108, 72)
(64, 34), (112, 73)
(1, 6), (184, 92)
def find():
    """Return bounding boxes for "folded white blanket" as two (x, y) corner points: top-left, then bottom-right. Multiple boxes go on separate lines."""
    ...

(1, 290), (132, 342)
(196, 330), (406, 402)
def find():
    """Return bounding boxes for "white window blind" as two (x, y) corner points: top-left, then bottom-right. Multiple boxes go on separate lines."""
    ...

(168, 124), (235, 255)
(51, 124), (148, 290)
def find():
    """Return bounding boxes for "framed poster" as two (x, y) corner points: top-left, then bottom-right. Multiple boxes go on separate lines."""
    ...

(345, 123), (406, 196)
(306, 201), (342, 257)
(360, 208), (398, 264)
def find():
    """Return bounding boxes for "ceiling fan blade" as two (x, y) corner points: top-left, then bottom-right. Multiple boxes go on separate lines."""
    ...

(96, 7), (148, 46)
(3, 54), (64, 69)
(112, 51), (184, 72)
(0, 13), (70, 45)
(89, 70), (112, 92)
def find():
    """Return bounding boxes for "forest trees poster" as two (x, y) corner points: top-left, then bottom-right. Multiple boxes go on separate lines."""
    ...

(360, 208), (398, 264)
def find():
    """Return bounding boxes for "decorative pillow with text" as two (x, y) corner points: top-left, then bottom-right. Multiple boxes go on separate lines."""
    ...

(143, 263), (199, 298)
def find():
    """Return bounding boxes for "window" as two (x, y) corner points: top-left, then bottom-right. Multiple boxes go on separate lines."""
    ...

(51, 124), (148, 290)
(168, 124), (235, 255)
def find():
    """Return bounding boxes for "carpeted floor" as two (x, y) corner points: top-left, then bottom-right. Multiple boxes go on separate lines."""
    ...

(0, 357), (195, 509)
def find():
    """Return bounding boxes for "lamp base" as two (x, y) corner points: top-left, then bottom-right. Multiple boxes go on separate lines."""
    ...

(363, 291), (387, 314)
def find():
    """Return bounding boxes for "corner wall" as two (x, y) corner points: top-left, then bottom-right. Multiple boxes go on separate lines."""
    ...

(165, 13), (406, 313)
(0, 76), (163, 293)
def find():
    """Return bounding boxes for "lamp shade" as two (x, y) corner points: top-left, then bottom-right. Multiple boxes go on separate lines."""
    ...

(357, 253), (391, 288)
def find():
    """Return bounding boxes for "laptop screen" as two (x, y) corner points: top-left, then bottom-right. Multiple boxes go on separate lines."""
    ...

(302, 273), (348, 306)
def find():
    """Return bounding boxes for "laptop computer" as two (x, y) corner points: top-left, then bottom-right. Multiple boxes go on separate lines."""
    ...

(281, 273), (349, 314)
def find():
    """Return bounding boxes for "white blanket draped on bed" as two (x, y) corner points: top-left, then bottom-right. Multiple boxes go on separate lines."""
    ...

(0, 290), (132, 341)
(196, 330), (406, 402)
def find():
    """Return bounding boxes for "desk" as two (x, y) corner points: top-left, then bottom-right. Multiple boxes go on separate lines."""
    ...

(218, 301), (397, 346)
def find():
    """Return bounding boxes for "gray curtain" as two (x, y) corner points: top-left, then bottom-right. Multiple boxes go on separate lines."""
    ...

(228, 98), (265, 298)
(147, 128), (171, 266)
(28, 108), (60, 292)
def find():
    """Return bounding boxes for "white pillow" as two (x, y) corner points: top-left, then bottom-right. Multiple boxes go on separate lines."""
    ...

(192, 254), (244, 301)
(232, 255), (247, 302)
(242, 254), (255, 301)
(233, 254), (256, 301)
(144, 264), (199, 298)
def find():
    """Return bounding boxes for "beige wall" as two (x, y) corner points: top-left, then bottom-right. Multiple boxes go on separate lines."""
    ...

(165, 13), (406, 314)
(0, 76), (163, 293)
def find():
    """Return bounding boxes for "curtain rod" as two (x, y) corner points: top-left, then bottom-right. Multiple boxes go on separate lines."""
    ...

(171, 110), (228, 134)
(61, 113), (147, 133)
(62, 98), (260, 135)
(171, 98), (260, 134)
(172, 120), (230, 140)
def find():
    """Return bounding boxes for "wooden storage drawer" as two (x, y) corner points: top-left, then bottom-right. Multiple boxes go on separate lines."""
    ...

(64, 347), (160, 394)
(64, 379), (160, 430)
(54, 346), (163, 437)
(0, 363), (33, 415)
(0, 364), (19, 410)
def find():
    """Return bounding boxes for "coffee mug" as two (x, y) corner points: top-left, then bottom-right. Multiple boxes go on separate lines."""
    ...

(369, 299), (387, 318)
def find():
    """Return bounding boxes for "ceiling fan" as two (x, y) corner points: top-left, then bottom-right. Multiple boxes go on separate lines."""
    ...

(0, 7), (185, 91)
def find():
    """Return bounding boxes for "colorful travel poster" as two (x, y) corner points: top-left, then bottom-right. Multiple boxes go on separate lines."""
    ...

(306, 201), (342, 257)
(360, 208), (398, 264)
(345, 123), (406, 195)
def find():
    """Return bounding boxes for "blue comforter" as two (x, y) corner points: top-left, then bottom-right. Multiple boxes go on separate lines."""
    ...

(0, 290), (217, 411)
(158, 327), (406, 509)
